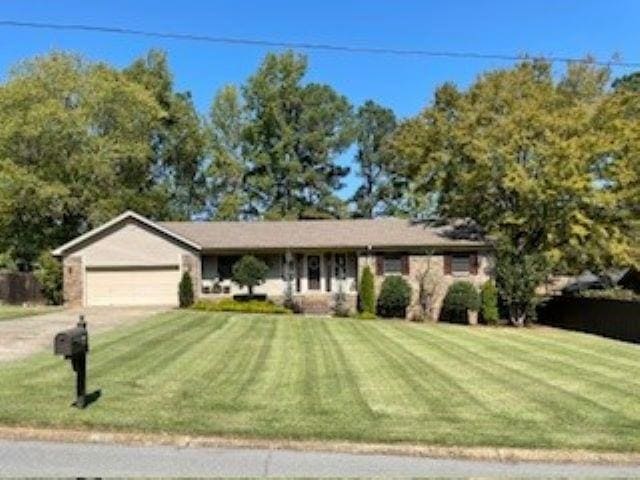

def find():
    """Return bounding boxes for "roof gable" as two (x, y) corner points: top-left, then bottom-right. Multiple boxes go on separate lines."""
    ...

(52, 211), (202, 257)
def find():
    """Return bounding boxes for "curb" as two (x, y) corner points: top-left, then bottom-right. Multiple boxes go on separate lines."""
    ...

(0, 426), (639, 465)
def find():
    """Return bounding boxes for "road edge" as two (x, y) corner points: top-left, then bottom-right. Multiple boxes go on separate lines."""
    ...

(0, 426), (639, 465)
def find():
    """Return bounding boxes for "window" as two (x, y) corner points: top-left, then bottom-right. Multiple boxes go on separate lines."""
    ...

(383, 255), (402, 274)
(217, 255), (240, 280)
(451, 255), (470, 275)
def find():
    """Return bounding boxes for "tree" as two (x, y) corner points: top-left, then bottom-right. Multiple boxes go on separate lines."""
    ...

(612, 71), (640, 92)
(495, 243), (548, 326)
(480, 280), (499, 325)
(241, 51), (354, 219)
(124, 50), (208, 219)
(351, 100), (407, 217)
(359, 265), (375, 315)
(0, 51), (168, 266)
(34, 251), (62, 305)
(393, 60), (640, 323)
(207, 85), (249, 220)
(232, 255), (269, 297)
(178, 271), (194, 308)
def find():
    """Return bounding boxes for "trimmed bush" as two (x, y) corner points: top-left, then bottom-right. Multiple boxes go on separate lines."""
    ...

(357, 311), (378, 320)
(232, 255), (269, 297)
(178, 271), (194, 308)
(376, 275), (412, 318)
(442, 281), (480, 323)
(481, 280), (499, 325)
(192, 298), (291, 314)
(359, 265), (375, 314)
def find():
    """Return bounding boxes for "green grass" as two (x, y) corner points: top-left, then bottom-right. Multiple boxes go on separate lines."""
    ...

(1, 311), (639, 452)
(0, 304), (57, 321)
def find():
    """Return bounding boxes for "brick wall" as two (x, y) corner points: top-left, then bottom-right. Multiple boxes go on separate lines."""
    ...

(358, 252), (493, 321)
(63, 255), (83, 308)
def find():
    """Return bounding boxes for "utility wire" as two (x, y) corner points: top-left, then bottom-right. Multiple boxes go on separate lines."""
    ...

(1, 19), (638, 68)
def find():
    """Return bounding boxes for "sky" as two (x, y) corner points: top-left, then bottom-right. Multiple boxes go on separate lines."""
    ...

(1, 0), (639, 199)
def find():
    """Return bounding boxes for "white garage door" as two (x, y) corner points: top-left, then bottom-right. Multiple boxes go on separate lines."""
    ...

(86, 267), (180, 306)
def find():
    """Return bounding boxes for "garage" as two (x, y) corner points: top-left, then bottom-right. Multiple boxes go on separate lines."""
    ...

(85, 266), (181, 306)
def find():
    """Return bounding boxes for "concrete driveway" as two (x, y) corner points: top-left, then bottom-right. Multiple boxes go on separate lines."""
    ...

(0, 306), (168, 362)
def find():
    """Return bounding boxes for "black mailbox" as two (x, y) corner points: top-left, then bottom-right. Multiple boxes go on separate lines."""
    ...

(54, 327), (88, 358)
(54, 315), (90, 408)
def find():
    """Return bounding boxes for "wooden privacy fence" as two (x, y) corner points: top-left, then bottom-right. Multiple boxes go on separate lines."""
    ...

(0, 271), (45, 304)
(538, 296), (640, 344)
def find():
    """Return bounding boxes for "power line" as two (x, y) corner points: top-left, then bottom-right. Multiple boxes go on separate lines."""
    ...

(1, 19), (638, 68)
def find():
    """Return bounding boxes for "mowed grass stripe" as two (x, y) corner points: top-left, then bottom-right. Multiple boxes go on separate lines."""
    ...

(321, 320), (377, 418)
(386, 323), (549, 422)
(420, 325), (633, 424)
(478, 326), (640, 382)
(351, 320), (478, 418)
(465, 326), (640, 398)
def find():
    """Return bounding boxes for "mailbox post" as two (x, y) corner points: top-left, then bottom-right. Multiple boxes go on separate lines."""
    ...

(54, 315), (90, 408)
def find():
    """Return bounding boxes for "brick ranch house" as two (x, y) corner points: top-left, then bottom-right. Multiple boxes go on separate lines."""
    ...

(53, 211), (493, 319)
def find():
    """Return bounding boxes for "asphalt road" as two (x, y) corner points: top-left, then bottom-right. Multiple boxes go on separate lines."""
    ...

(1, 439), (640, 477)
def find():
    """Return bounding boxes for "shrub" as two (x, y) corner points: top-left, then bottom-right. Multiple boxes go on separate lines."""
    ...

(480, 280), (499, 325)
(178, 271), (194, 308)
(232, 255), (269, 297)
(192, 298), (291, 314)
(34, 251), (62, 305)
(376, 275), (412, 318)
(357, 311), (378, 320)
(359, 265), (375, 314)
(442, 281), (480, 323)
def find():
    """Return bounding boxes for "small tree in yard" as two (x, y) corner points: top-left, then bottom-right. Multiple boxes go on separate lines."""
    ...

(480, 280), (499, 325)
(495, 244), (548, 326)
(442, 281), (480, 323)
(377, 275), (412, 318)
(359, 265), (376, 315)
(178, 271), (194, 308)
(232, 255), (269, 298)
(34, 251), (62, 305)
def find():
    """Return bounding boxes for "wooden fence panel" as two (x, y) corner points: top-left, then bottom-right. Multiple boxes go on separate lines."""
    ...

(538, 296), (640, 343)
(0, 272), (45, 305)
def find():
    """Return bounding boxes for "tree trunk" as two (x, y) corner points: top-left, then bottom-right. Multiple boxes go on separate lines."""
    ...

(248, 285), (254, 299)
(509, 307), (525, 327)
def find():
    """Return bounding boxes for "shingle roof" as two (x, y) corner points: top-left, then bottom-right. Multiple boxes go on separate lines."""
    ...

(159, 218), (489, 251)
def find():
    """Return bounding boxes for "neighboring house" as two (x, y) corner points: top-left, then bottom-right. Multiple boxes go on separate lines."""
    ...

(561, 268), (640, 295)
(53, 211), (493, 318)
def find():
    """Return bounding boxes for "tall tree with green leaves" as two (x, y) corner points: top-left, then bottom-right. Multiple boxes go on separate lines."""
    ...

(351, 100), (407, 217)
(241, 51), (354, 219)
(612, 71), (640, 92)
(124, 50), (208, 219)
(207, 85), (249, 220)
(393, 60), (640, 323)
(0, 52), (168, 265)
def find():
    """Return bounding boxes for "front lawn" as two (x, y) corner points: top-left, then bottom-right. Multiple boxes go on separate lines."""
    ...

(0, 311), (639, 452)
(0, 304), (57, 321)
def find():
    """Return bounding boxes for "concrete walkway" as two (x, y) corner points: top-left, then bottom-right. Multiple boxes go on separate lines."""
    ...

(1, 439), (639, 477)
(0, 306), (166, 362)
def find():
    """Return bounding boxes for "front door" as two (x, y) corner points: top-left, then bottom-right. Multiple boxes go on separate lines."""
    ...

(307, 255), (320, 290)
